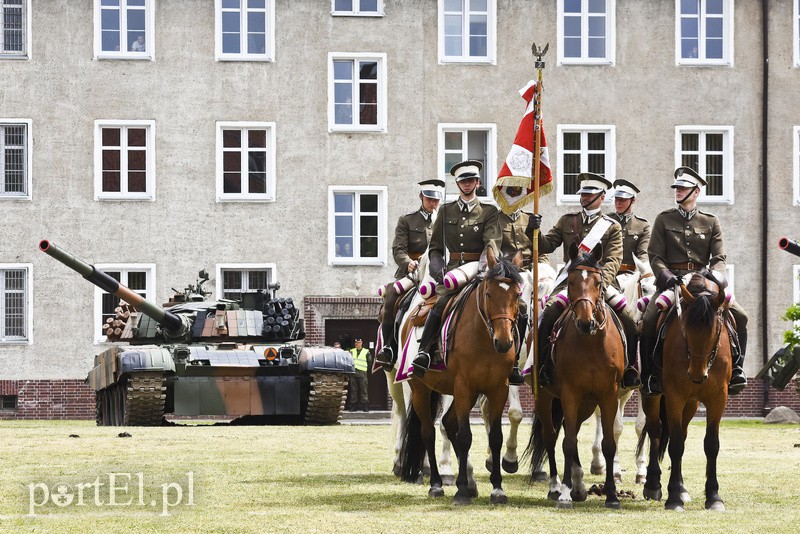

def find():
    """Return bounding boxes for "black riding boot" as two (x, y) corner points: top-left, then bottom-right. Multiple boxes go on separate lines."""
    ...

(622, 331), (642, 389)
(639, 334), (661, 396)
(729, 331), (747, 395)
(376, 290), (400, 369)
(412, 308), (443, 378)
(509, 312), (527, 386)
(537, 306), (558, 385)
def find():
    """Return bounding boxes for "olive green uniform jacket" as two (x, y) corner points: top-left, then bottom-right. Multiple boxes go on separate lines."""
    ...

(391, 209), (434, 279)
(498, 211), (549, 269)
(647, 208), (726, 279)
(610, 213), (651, 268)
(429, 200), (501, 276)
(538, 212), (623, 288)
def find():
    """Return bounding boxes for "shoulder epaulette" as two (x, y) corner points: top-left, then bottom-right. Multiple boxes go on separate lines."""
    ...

(634, 215), (649, 222)
(659, 208), (678, 215)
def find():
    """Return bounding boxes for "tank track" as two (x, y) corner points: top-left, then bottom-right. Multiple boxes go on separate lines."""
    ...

(304, 372), (349, 425)
(123, 372), (168, 426)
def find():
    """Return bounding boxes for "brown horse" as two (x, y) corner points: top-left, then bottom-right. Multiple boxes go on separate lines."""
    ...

(638, 271), (732, 511)
(399, 248), (522, 505)
(528, 244), (626, 509)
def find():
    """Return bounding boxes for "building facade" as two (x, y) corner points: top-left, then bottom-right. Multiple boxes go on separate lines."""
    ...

(1, 1), (799, 418)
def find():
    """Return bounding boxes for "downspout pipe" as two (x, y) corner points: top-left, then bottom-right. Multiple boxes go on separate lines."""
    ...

(761, 0), (770, 415)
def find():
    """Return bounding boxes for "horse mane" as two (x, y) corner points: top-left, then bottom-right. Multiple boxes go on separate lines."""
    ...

(682, 272), (719, 330)
(487, 257), (523, 285)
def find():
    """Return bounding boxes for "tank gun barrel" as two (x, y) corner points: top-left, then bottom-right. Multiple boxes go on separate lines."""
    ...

(39, 240), (183, 333)
(778, 237), (800, 258)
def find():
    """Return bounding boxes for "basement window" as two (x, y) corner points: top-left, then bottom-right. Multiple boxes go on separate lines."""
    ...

(1, 395), (17, 410)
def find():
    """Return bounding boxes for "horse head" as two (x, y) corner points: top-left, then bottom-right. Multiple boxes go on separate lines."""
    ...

(480, 247), (523, 354)
(567, 242), (606, 336)
(679, 271), (727, 384)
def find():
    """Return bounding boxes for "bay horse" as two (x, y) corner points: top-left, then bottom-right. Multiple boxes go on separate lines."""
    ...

(638, 271), (732, 511)
(528, 244), (626, 509)
(399, 248), (522, 504)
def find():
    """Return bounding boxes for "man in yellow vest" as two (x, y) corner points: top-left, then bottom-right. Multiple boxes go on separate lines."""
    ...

(349, 338), (370, 412)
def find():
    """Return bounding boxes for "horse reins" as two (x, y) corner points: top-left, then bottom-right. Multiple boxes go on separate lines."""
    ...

(681, 294), (725, 373)
(569, 265), (607, 332)
(476, 276), (518, 342)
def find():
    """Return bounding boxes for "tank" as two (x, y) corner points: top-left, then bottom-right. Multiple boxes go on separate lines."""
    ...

(39, 240), (354, 426)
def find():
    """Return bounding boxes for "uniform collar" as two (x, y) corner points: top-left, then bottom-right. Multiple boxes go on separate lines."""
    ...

(678, 206), (697, 220)
(508, 210), (521, 221)
(613, 212), (631, 224)
(458, 198), (477, 213)
(582, 207), (601, 225)
(419, 209), (432, 221)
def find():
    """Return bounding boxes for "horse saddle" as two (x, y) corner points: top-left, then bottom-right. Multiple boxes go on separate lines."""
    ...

(408, 295), (437, 328)
(652, 306), (740, 369)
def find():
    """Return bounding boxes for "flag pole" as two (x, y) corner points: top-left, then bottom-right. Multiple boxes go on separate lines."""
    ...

(530, 42), (548, 401)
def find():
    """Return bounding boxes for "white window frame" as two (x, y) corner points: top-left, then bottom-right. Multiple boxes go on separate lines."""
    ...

(328, 185), (388, 266)
(0, 0), (31, 59)
(327, 52), (388, 133)
(215, 263), (277, 300)
(674, 125), (734, 205)
(331, 0), (384, 17)
(215, 0), (275, 62)
(557, 0), (616, 65)
(556, 124), (616, 205)
(215, 121), (277, 203)
(0, 118), (32, 201)
(93, 0), (155, 61)
(0, 264), (32, 345)
(794, 126), (800, 206)
(438, 0), (497, 64)
(93, 263), (155, 344)
(94, 119), (156, 201)
(675, 0), (733, 66)
(437, 123), (497, 202)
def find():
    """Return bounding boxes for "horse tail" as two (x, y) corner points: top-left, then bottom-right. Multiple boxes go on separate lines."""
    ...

(525, 398), (563, 483)
(398, 390), (442, 483)
(657, 395), (670, 461)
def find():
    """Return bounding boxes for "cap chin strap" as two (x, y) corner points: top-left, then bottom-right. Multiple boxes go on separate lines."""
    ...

(459, 182), (478, 198)
(616, 197), (634, 215)
(676, 186), (698, 205)
(580, 191), (604, 209)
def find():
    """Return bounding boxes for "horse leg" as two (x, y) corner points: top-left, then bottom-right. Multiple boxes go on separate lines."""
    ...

(557, 393), (583, 509)
(453, 390), (479, 505)
(635, 399), (648, 484)
(438, 395), (456, 486)
(533, 392), (562, 498)
(600, 394), (621, 509)
(640, 394), (663, 500)
(480, 394), (493, 472)
(677, 401), (697, 504)
(704, 398), (726, 511)
(387, 372), (407, 477)
(502, 386), (523, 474)
(664, 397), (687, 511)
(411, 387), (444, 498)
(485, 389), (509, 505)
(612, 390), (634, 483)
(590, 406), (605, 476)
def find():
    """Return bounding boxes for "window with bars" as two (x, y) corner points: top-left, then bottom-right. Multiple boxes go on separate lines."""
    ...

(332, 0), (382, 16)
(675, 126), (733, 203)
(93, 265), (152, 342)
(94, 120), (155, 200)
(438, 124), (496, 200)
(558, 0), (614, 65)
(218, 266), (274, 301)
(1, 0), (27, 57)
(0, 395), (16, 410)
(439, 0), (495, 63)
(0, 122), (29, 198)
(556, 125), (616, 204)
(217, 0), (274, 61)
(329, 186), (387, 265)
(329, 53), (387, 132)
(676, 0), (732, 65)
(216, 122), (276, 202)
(95, 0), (153, 59)
(0, 266), (28, 342)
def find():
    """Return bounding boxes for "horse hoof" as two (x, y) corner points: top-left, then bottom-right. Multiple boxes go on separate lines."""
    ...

(605, 500), (621, 510)
(415, 474), (424, 485)
(502, 458), (518, 474)
(556, 500), (573, 509)
(643, 487), (662, 501)
(490, 489), (508, 505)
(453, 495), (472, 506)
(665, 501), (685, 512)
(636, 474), (647, 485)
(706, 500), (725, 511)
(680, 491), (692, 503)
(547, 490), (560, 501)
(485, 458), (493, 473)
(590, 464), (604, 476)
(571, 489), (587, 502)
(393, 462), (402, 478)
(428, 485), (445, 498)
(441, 474), (456, 486)
(468, 485), (479, 498)
(533, 470), (548, 482)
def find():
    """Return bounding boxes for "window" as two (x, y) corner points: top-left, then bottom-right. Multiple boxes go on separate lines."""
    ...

(0, 120), (31, 200)
(0, 395), (17, 410)
(676, 0), (732, 65)
(93, 264), (154, 343)
(1, 0), (30, 58)
(216, 0), (275, 61)
(216, 122), (276, 202)
(558, 0), (615, 65)
(438, 0), (496, 64)
(332, 0), (383, 16)
(94, 120), (155, 201)
(437, 123), (497, 201)
(217, 264), (276, 300)
(328, 186), (388, 266)
(795, 127), (800, 205)
(94, 0), (154, 60)
(675, 126), (734, 204)
(556, 124), (616, 204)
(0, 265), (31, 343)
(328, 53), (387, 132)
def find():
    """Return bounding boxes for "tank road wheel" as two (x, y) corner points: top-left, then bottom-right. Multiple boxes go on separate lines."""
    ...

(304, 372), (350, 425)
(95, 390), (106, 426)
(123, 372), (168, 426)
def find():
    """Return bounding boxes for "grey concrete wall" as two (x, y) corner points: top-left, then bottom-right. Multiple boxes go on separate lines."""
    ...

(0, 0), (790, 380)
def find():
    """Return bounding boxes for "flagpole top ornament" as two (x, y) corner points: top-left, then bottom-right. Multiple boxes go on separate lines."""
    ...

(531, 42), (549, 68)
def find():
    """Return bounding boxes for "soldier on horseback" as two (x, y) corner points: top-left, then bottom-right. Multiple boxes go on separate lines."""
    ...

(528, 173), (640, 388)
(412, 160), (501, 377)
(375, 178), (444, 370)
(639, 167), (748, 396)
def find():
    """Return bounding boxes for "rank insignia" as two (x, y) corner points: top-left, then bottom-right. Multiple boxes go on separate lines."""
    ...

(473, 225), (480, 232)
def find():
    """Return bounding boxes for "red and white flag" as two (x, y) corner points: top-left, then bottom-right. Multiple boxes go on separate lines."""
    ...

(493, 80), (553, 214)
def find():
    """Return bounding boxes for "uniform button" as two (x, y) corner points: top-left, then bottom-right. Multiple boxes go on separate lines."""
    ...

(462, 216), (466, 220)
(460, 243), (464, 246)
(459, 234), (463, 237)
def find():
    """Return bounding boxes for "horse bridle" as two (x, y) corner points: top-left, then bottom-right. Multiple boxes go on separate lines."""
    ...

(681, 293), (725, 373)
(476, 276), (519, 341)
(568, 265), (607, 332)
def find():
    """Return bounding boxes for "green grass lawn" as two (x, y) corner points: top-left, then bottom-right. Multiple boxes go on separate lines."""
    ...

(0, 419), (798, 533)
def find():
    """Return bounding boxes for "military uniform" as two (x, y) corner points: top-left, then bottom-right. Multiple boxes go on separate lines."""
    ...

(613, 213), (651, 274)
(392, 210), (434, 279)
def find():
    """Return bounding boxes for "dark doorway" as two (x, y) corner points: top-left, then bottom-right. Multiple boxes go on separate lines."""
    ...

(325, 318), (387, 411)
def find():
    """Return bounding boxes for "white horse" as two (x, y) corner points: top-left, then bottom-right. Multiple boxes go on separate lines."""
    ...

(589, 254), (656, 484)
